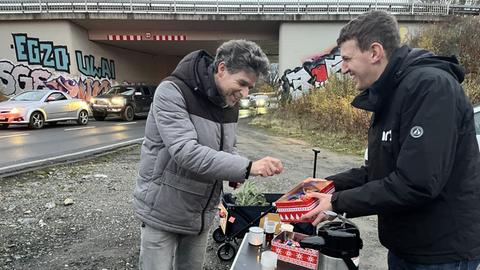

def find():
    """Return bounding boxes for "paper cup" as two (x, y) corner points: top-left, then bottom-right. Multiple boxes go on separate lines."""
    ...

(261, 250), (278, 270)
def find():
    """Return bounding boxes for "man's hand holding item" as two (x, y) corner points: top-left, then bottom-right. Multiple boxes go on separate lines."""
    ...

(301, 192), (333, 226)
(250, 156), (284, 177)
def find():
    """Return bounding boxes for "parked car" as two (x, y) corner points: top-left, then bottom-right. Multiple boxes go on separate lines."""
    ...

(474, 105), (480, 150)
(250, 94), (269, 108)
(90, 85), (156, 121)
(0, 90), (90, 129)
(239, 96), (252, 109)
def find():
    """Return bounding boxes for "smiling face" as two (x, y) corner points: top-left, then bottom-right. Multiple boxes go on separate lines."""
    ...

(214, 61), (258, 107)
(340, 39), (385, 91)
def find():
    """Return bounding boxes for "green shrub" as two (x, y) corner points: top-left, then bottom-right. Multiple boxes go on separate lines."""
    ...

(278, 75), (370, 140)
(409, 16), (480, 104)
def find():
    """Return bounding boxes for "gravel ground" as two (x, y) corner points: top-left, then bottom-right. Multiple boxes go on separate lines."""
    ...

(0, 120), (388, 270)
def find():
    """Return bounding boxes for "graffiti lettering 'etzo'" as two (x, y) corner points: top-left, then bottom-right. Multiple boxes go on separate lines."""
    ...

(11, 33), (116, 80)
(12, 33), (71, 73)
(281, 47), (342, 99)
(2, 33), (117, 99)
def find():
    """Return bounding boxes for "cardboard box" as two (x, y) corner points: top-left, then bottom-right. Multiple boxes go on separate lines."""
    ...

(274, 179), (334, 223)
(271, 231), (319, 270)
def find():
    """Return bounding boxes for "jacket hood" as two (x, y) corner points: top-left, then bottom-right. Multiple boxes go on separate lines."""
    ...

(352, 45), (465, 112)
(170, 50), (228, 108)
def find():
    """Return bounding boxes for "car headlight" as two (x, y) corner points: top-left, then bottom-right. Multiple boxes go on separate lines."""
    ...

(255, 99), (266, 107)
(239, 99), (250, 108)
(111, 97), (126, 106)
(10, 107), (24, 114)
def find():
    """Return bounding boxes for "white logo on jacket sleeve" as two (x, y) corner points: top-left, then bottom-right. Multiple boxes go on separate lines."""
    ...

(410, 126), (424, 138)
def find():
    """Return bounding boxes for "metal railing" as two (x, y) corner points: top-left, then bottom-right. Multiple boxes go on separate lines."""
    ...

(0, 0), (478, 16)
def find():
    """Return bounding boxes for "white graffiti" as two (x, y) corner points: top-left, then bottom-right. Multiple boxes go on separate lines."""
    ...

(284, 67), (314, 98)
(0, 60), (52, 95)
(0, 59), (113, 100)
(281, 47), (342, 99)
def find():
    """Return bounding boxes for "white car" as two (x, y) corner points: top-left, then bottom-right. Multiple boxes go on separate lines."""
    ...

(0, 90), (90, 129)
(474, 105), (480, 150)
(251, 94), (269, 108)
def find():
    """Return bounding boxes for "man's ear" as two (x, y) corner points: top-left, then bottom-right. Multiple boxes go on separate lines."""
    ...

(217, 61), (226, 77)
(370, 42), (385, 64)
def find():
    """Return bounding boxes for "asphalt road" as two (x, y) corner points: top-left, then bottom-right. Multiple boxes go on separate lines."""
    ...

(0, 118), (146, 176)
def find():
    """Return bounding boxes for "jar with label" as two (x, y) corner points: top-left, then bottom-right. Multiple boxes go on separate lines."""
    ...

(264, 221), (276, 248)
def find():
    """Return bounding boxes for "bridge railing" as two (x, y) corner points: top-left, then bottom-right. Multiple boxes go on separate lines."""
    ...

(0, 0), (478, 16)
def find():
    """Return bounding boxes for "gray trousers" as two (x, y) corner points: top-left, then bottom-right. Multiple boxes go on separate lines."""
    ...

(139, 212), (216, 270)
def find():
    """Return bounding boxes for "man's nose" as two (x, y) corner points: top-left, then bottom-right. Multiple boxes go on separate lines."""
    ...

(341, 61), (349, 74)
(240, 87), (249, 97)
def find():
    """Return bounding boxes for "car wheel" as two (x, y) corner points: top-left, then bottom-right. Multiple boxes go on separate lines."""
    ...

(28, 111), (45, 129)
(0, 124), (9, 129)
(122, 105), (134, 121)
(77, 110), (89, 125)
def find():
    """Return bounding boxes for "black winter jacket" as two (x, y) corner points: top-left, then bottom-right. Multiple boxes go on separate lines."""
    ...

(328, 46), (480, 264)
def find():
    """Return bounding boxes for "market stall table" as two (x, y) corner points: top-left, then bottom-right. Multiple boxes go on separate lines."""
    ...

(229, 233), (310, 270)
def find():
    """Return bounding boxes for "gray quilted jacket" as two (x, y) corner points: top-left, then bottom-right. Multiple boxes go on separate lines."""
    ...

(133, 50), (250, 235)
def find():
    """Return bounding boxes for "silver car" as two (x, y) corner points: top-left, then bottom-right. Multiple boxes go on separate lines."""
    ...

(0, 90), (90, 129)
(474, 105), (480, 150)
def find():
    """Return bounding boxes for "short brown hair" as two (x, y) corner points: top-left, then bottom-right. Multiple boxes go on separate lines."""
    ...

(337, 10), (400, 59)
(214, 40), (270, 78)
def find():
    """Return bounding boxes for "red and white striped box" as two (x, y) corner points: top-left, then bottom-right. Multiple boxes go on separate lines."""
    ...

(271, 231), (319, 270)
(274, 179), (334, 223)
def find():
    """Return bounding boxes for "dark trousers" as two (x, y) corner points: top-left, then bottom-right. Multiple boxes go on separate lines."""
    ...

(388, 252), (480, 270)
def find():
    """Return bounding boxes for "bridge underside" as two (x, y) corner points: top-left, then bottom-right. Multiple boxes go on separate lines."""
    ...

(75, 19), (280, 58)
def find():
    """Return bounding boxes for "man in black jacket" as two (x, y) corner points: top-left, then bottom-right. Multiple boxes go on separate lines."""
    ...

(303, 11), (480, 269)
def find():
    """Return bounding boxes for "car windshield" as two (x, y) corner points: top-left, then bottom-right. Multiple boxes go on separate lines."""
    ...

(106, 86), (135, 96)
(474, 110), (480, 135)
(11, 91), (46, 101)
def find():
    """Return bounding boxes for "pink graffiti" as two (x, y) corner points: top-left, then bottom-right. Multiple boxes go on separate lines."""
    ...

(0, 59), (111, 101)
(45, 76), (111, 102)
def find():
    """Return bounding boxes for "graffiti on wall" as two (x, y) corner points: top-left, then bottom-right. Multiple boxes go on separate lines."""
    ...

(12, 33), (71, 73)
(281, 47), (342, 99)
(0, 59), (111, 100)
(1, 33), (117, 99)
(75, 51), (115, 80)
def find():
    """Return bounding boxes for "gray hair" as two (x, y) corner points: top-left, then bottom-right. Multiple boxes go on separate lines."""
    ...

(337, 10), (400, 59)
(213, 40), (270, 78)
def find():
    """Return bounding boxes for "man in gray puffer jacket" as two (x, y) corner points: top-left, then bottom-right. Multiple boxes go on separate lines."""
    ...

(133, 40), (284, 270)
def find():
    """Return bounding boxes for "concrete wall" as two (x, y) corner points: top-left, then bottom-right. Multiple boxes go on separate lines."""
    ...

(0, 20), (167, 100)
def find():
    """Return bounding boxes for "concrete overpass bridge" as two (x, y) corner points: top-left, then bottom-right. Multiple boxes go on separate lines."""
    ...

(0, 0), (478, 99)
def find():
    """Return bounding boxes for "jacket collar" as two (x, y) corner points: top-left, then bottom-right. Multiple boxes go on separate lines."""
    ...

(171, 50), (228, 108)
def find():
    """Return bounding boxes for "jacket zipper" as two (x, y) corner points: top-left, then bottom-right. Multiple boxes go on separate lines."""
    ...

(199, 122), (224, 234)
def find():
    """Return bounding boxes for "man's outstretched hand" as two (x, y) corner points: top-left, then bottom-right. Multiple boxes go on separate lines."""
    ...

(250, 156), (284, 177)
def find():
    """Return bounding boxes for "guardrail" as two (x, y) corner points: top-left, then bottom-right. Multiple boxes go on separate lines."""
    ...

(0, 0), (478, 16)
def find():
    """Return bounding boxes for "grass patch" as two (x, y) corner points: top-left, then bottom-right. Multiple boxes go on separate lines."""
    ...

(250, 112), (367, 156)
